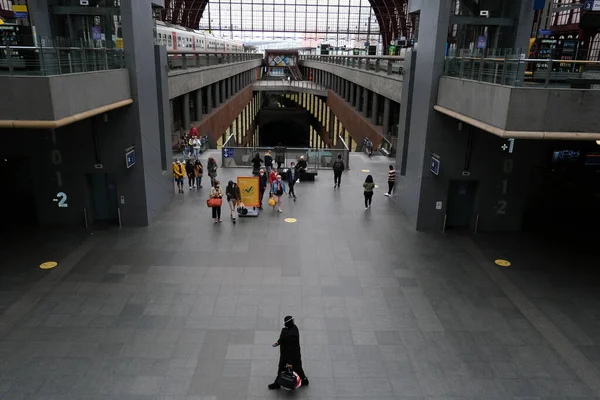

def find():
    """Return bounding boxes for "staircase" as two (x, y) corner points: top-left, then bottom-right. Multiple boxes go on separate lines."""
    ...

(289, 64), (303, 80)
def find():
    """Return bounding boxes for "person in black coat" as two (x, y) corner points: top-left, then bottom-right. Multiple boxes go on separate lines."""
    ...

(269, 316), (309, 390)
(258, 168), (268, 210)
(251, 153), (263, 174)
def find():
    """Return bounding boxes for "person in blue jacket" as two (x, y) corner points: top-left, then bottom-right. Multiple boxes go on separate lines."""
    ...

(270, 174), (287, 213)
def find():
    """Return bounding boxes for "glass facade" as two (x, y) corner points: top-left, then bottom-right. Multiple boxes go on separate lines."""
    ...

(197, 0), (381, 49)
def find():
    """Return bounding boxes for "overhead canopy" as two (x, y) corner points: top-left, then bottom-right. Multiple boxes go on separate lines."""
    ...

(158, 0), (412, 54)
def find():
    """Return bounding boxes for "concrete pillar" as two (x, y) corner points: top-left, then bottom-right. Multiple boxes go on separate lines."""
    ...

(207, 85), (213, 113)
(229, 77), (233, 97)
(221, 79), (226, 103)
(382, 97), (391, 136)
(169, 99), (174, 133)
(329, 111), (335, 143)
(362, 88), (369, 117)
(371, 92), (379, 125)
(215, 82), (223, 107)
(344, 80), (348, 101)
(195, 88), (203, 121)
(182, 93), (190, 130)
(350, 84), (355, 107)
(355, 85), (361, 111)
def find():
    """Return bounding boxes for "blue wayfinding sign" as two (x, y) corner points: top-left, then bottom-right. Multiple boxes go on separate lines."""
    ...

(539, 29), (552, 36)
(477, 36), (486, 49)
(222, 148), (234, 158)
(584, 0), (600, 11)
(125, 147), (135, 168)
(430, 155), (440, 176)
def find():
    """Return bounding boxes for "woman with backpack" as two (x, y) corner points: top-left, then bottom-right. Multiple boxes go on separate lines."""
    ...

(225, 180), (242, 223)
(332, 154), (345, 189)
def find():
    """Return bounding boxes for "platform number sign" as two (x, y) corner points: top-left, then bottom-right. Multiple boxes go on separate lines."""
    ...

(51, 130), (68, 208)
(584, 0), (600, 11)
(430, 155), (440, 175)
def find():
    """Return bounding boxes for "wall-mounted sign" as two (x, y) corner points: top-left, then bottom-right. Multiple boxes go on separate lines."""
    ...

(584, 0), (600, 11)
(80, 0), (90, 5)
(430, 155), (440, 176)
(92, 26), (101, 41)
(12, 4), (28, 18)
(477, 36), (487, 49)
(125, 147), (135, 168)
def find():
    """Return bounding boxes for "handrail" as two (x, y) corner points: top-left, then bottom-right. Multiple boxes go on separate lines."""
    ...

(167, 50), (262, 56)
(449, 56), (600, 65)
(300, 54), (405, 61)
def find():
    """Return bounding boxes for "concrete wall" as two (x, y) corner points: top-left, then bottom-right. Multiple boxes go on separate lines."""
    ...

(301, 60), (401, 101)
(0, 69), (131, 121)
(168, 60), (262, 99)
(437, 76), (600, 133)
(120, 0), (173, 226)
(327, 90), (384, 147)
(193, 86), (254, 144)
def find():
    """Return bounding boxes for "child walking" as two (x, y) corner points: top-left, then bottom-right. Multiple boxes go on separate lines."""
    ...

(363, 175), (375, 210)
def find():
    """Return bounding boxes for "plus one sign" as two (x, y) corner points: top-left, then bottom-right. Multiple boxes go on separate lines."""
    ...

(501, 144), (508, 151)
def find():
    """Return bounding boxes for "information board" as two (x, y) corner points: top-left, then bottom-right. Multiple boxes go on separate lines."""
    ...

(237, 176), (260, 207)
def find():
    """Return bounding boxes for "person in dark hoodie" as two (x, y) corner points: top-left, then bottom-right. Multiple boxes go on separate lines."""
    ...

(258, 168), (268, 210)
(269, 315), (309, 390)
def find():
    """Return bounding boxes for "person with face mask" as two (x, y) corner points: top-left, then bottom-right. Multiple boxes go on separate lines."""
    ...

(173, 160), (185, 193)
(209, 180), (223, 223)
(269, 316), (309, 390)
(270, 174), (287, 213)
(225, 180), (241, 223)
(258, 168), (268, 210)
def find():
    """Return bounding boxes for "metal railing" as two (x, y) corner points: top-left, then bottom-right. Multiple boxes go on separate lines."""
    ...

(444, 48), (600, 88)
(299, 54), (404, 77)
(222, 143), (350, 171)
(167, 51), (263, 71)
(0, 45), (125, 76)
(253, 80), (327, 91)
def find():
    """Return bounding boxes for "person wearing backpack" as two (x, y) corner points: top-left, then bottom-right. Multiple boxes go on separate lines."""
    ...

(332, 154), (345, 189)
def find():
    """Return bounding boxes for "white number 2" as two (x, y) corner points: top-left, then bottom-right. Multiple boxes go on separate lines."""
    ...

(56, 192), (68, 208)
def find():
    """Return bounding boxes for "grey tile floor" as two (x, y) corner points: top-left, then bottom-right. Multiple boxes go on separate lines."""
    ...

(0, 152), (599, 399)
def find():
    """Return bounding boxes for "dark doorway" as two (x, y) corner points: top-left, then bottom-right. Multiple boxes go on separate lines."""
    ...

(0, 157), (37, 228)
(87, 173), (119, 226)
(259, 108), (310, 147)
(446, 180), (478, 229)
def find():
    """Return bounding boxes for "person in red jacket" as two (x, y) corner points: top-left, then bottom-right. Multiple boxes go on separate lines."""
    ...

(269, 169), (278, 186)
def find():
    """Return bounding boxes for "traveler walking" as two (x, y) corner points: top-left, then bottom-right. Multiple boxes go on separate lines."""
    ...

(275, 143), (286, 169)
(269, 168), (278, 186)
(259, 168), (268, 210)
(363, 175), (375, 210)
(209, 180), (223, 223)
(252, 152), (263, 173)
(192, 136), (201, 159)
(385, 165), (395, 197)
(173, 160), (185, 193)
(265, 150), (274, 174)
(332, 154), (345, 188)
(287, 162), (297, 201)
(226, 180), (242, 223)
(270, 174), (286, 213)
(185, 158), (195, 190)
(268, 316), (309, 390)
(194, 159), (204, 189)
(207, 157), (218, 187)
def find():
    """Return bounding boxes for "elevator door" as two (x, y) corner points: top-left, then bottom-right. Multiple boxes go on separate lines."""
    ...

(446, 180), (478, 229)
(88, 173), (118, 225)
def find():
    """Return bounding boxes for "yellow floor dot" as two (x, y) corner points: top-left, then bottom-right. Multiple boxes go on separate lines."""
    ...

(495, 259), (511, 267)
(40, 261), (58, 270)
(361, 169), (370, 173)
(374, 185), (379, 188)
(284, 218), (297, 223)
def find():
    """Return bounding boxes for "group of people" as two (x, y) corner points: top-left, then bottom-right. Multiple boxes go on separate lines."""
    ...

(173, 156), (218, 193)
(207, 179), (243, 223)
(180, 125), (208, 160)
(362, 164), (396, 210)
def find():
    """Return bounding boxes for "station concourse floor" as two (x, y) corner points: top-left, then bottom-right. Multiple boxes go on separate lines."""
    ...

(0, 152), (599, 400)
